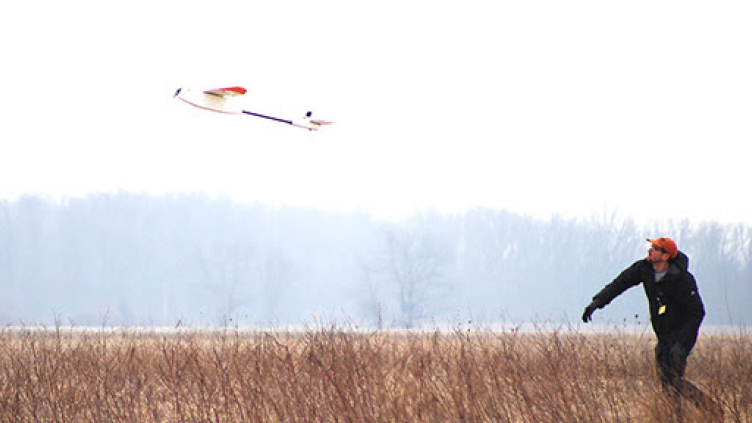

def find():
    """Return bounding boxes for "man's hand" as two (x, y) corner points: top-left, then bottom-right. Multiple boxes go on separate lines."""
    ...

(582, 300), (600, 323)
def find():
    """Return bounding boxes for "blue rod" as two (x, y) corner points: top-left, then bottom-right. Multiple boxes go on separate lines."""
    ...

(241, 110), (292, 125)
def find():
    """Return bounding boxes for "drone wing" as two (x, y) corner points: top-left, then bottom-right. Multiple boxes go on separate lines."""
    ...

(175, 86), (246, 114)
(291, 117), (333, 131)
(310, 119), (332, 127)
(204, 86), (247, 98)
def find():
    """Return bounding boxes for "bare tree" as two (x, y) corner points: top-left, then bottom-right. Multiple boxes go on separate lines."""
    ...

(0, 202), (15, 321)
(357, 260), (384, 329)
(376, 223), (451, 328)
(196, 239), (255, 324)
(260, 250), (297, 322)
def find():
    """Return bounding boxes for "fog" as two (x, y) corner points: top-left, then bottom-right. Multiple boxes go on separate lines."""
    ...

(2, 193), (749, 329)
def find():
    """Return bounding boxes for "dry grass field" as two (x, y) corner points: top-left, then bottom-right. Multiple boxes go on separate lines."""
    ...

(1, 325), (749, 422)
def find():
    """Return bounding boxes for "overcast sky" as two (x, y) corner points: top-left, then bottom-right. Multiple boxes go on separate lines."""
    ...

(2, 0), (750, 225)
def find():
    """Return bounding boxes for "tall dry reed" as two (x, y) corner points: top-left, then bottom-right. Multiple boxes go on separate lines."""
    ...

(1, 325), (748, 422)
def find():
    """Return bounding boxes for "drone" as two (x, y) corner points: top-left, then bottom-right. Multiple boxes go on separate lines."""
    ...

(174, 86), (331, 131)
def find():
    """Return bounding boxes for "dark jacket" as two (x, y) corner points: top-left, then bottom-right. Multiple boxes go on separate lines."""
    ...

(592, 251), (705, 342)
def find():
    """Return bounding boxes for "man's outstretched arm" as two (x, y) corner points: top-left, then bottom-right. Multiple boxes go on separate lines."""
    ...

(582, 263), (641, 323)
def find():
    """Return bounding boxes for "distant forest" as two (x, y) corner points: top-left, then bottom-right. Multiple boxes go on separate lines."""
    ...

(1, 193), (750, 328)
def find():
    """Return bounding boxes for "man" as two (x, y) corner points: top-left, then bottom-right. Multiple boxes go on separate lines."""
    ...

(582, 237), (719, 417)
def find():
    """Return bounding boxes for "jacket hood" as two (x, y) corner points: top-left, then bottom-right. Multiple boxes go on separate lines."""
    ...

(670, 250), (689, 273)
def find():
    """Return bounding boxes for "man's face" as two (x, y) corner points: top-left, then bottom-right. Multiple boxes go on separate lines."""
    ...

(648, 244), (668, 263)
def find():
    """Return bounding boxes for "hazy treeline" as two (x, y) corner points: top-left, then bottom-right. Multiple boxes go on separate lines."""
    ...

(1, 194), (750, 327)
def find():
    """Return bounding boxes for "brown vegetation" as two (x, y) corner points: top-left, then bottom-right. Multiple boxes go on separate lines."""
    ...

(1, 325), (749, 422)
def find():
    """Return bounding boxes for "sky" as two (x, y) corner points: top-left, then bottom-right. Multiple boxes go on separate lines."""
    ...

(2, 0), (751, 225)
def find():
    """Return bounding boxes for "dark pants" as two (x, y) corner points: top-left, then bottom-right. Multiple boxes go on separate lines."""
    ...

(654, 336), (722, 419)
(655, 335), (694, 390)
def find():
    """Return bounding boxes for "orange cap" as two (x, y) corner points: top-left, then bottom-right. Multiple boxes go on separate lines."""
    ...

(647, 237), (678, 259)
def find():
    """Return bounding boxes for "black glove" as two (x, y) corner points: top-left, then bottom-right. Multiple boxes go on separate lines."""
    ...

(582, 300), (601, 323)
